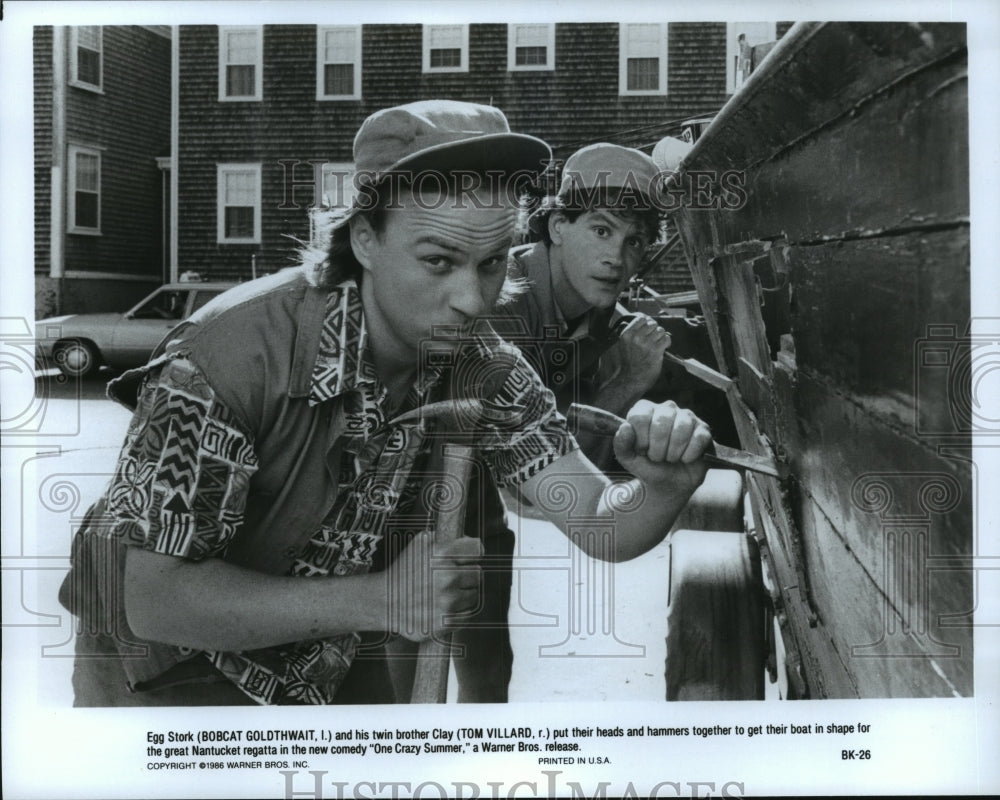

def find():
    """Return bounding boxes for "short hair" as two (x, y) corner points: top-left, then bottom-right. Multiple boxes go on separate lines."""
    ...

(305, 174), (531, 303)
(532, 189), (662, 246)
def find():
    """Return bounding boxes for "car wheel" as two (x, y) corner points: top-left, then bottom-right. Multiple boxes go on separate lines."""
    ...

(665, 529), (765, 700)
(53, 339), (100, 378)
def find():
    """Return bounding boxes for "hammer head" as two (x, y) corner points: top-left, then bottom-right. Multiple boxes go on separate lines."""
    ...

(388, 398), (521, 433)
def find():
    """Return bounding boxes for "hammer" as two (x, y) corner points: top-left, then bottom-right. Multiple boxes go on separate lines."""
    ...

(566, 402), (787, 479)
(410, 443), (476, 703)
(406, 350), (519, 703)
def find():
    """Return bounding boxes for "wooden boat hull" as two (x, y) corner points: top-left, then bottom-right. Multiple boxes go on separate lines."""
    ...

(671, 22), (971, 698)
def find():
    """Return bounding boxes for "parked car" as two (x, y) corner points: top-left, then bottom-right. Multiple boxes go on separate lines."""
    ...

(35, 282), (236, 378)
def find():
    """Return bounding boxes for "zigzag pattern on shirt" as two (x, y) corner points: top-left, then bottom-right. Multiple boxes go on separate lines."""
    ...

(156, 392), (211, 495)
(336, 531), (381, 568)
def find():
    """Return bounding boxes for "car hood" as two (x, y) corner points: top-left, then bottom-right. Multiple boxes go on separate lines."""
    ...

(35, 313), (125, 336)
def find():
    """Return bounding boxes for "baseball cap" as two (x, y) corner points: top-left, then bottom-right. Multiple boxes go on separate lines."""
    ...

(557, 143), (662, 206)
(353, 99), (551, 183)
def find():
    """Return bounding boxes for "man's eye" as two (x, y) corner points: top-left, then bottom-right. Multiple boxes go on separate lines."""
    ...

(627, 237), (646, 250)
(479, 256), (506, 274)
(593, 226), (609, 238)
(423, 256), (451, 271)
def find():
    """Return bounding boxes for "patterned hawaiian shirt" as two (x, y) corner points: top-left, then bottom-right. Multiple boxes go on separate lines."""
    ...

(99, 280), (574, 704)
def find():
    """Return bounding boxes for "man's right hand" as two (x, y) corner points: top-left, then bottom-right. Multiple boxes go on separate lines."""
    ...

(612, 313), (671, 396)
(388, 531), (483, 642)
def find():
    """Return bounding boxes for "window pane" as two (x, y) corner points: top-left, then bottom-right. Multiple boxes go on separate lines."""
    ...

(75, 191), (98, 229)
(77, 26), (100, 50)
(627, 57), (659, 91)
(225, 206), (254, 238)
(226, 31), (257, 63)
(430, 48), (461, 68)
(77, 48), (101, 85)
(324, 63), (354, 95)
(515, 46), (547, 66)
(76, 153), (99, 192)
(627, 24), (661, 56)
(429, 26), (462, 48)
(226, 64), (255, 96)
(224, 171), (255, 205)
(515, 24), (549, 47)
(324, 28), (355, 62)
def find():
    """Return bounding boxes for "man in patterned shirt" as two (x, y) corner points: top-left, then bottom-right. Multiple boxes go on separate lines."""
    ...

(59, 100), (713, 706)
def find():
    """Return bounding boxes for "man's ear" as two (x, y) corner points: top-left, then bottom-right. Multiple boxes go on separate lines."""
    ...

(548, 210), (568, 246)
(349, 215), (376, 273)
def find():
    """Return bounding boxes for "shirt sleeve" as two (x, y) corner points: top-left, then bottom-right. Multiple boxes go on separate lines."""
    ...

(104, 357), (259, 560)
(476, 343), (579, 488)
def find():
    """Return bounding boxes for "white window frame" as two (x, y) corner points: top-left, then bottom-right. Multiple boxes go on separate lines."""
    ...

(316, 25), (362, 100)
(67, 145), (101, 235)
(619, 22), (668, 96)
(70, 26), (103, 92)
(218, 26), (263, 101)
(422, 24), (469, 73)
(726, 22), (776, 94)
(507, 23), (555, 71)
(217, 163), (262, 244)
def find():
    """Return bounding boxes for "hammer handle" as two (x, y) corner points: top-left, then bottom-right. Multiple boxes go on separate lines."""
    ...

(410, 444), (476, 704)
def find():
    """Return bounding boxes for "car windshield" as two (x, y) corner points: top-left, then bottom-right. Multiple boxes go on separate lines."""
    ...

(131, 290), (186, 320)
(191, 290), (224, 313)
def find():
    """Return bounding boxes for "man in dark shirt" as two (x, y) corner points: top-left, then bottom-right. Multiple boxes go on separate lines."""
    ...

(501, 143), (673, 468)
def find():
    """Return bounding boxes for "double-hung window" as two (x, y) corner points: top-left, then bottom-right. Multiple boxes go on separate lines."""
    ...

(508, 24), (555, 70)
(619, 23), (668, 96)
(423, 24), (468, 72)
(317, 26), (362, 100)
(71, 26), (103, 91)
(68, 145), (101, 234)
(217, 164), (261, 244)
(219, 27), (263, 101)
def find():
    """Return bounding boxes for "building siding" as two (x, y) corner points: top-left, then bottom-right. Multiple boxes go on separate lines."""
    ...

(176, 22), (789, 285)
(63, 26), (171, 278)
(35, 25), (171, 316)
(34, 27), (54, 293)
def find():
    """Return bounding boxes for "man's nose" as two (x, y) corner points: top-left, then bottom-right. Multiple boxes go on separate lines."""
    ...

(447, 267), (489, 319)
(602, 236), (626, 267)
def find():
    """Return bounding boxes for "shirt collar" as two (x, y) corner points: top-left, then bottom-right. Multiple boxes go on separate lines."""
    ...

(308, 280), (446, 407)
(518, 242), (596, 340)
